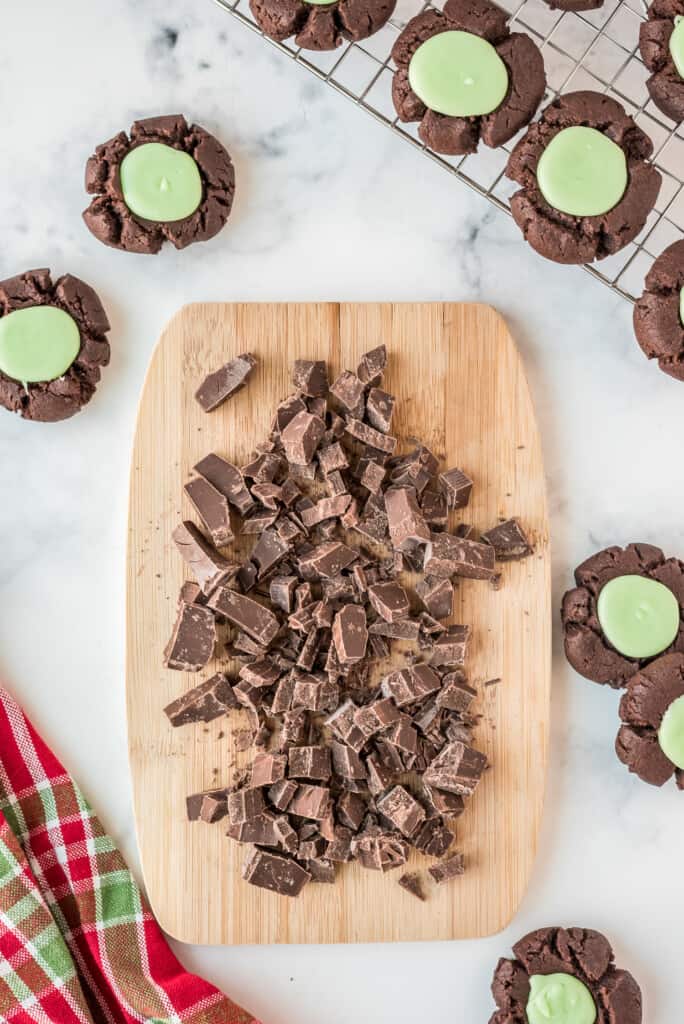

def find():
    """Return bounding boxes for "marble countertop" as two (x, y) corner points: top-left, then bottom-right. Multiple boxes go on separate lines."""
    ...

(2, 1), (683, 1021)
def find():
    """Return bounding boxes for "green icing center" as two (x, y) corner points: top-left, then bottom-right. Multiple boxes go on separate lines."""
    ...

(408, 30), (509, 118)
(527, 974), (597, 1024)
(120, 142), (203, 223)
(597, 574), (680, 660)
(658, 694), (684, 769)
(0, 306), (81, 384)
(536, 126), (628, 217)
(669, 16), (684, 79)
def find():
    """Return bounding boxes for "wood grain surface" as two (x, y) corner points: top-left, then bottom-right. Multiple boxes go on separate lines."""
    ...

(127, 302), (550, 946)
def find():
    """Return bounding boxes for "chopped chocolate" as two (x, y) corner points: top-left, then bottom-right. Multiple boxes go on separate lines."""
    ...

(298, 541), (358, 578)
(437, 674), (476, 713)
(424, 742), (487, 797)
(172, 521), (239, 595)
(414, 817), (454, 858)
(187, 788), (227, 822)
(299, 494), (351, 528)
(385, 487), (431, 551)
(318, 442), (349, 475)
(423, 533), (496, 581)
(386, 716), (418, 755)
(377, 785), (426, 838)
(330, 370), (365, 414)
(424, 786), (465, 819)
(282, 410), (326, 466)
(271, 673), (296, 713)
(292, 359), (328, 397)
(428, 852), (465, 885)
(194, 454), (254, 516)
(164, 673), (237, 725)
(358, 458), (386, 495)
(331, 741), (366, 779)
(420, 489), (448, 530)
(354, 697), (400, 738)
(241, 509), (279, 535)
(251, 527), (290, 577)
(481, 518), (533, 561)
(416, 575), (454, 619)
(269, 778), (298, 811)
(195, 352), (257, 413)
(208, 587), (280, 646)
(439, 467), (473, 509)
(292, 676), (339, 712)
(368, 581), (410, 622)
(163, 602), (217, 672)
(227, 787), (265, 825)
(288, 745), (332, 780)
(269, 575), (298, 613)
(368, 618), (420, 641)
(398, 872), (426, 901)
(274, 394), (306, 433)
(306, 858), (336, 884)
(243, 452), (283, 483)
(430, 625), (471, 667)
(239, 658), (282, 689)
(351, 827), (409, 872)
(250, 752), (287, 787)
(366, 388), (395, 433)
(242, 848), (311, 897)
(357, 344), (387, 387)
(184, 477), (234, 548)
(289, 784), (332, 820)
(333, 605), (368, 665)
(344, 418), (397, 455)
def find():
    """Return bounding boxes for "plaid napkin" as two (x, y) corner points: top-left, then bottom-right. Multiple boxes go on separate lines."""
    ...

(0, 685), (261, 1024)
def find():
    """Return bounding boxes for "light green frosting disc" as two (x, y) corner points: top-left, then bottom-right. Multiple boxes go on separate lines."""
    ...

(669, 16), (684, 79)
(536, 126), (628, 217)
(408, 30), (509, 118)
(0, 306), (81, 384)
(120, 142), (203, 223)
(527, 974), (597, 1024)
(597, 574), (680, 660)
(658, 694), (684, 769)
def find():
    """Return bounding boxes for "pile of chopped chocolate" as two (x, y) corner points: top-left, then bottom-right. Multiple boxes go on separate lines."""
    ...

(163, 347), (533, 898)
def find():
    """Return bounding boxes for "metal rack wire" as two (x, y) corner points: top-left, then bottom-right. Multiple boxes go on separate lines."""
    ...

(213, 0), (684, 302)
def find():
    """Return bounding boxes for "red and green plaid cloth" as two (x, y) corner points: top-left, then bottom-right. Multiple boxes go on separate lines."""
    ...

(0, 685), (261, 1024)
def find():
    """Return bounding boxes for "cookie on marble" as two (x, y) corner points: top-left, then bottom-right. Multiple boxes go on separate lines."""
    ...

(0, 269), (110, 423)
(391, 0), (546, 156)
(640, 0), (684, 123)
(617, 652), (684, 788)
(250, 0), (396, 51)
(562, 543), (684, 689)
(489, 926), (642, 1024)
(634, 240), (684, 380)
(83, 114), (235, 255)
(506, 91), (661, 264)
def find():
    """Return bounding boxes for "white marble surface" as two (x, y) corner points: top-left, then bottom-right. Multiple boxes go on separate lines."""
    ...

(1, 1), (683, 1021)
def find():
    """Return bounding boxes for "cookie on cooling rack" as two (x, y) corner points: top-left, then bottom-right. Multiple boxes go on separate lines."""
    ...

(561, 543), (684, 689)
(633, 239), (684, 381)
(390, 0), (546, 156)
(0, 269), (110, 423)
(83, 114), (235, 255)
(250, 0), (396, 50)
(617, 652), (684, 788)
(640, 0), (684, 123)
(506, 91), (661, 264)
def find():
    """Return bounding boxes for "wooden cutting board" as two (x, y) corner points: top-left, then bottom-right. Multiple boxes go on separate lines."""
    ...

(127, 303), (550, 946)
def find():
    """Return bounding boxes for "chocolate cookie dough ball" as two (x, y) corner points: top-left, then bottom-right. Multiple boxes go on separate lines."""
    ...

(561, 543), (684, 689)
(489, 926), (642, 1024)
(506, 91), (661, 264)
(250, 0), (396, 51)
(391, 0), (546, 156)
(83, 114), (235, 255)
(0, 269), (110, 423)
(634, 241), (684, 381)
(617, 652), (684, 788)
(640, 0), (684, 123)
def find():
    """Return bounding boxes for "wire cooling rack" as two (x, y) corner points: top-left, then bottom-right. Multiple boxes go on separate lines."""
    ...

(213, 0), (684, 302)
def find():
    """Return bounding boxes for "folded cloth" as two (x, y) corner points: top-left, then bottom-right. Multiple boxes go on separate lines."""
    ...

(0, 686), (261, 1024)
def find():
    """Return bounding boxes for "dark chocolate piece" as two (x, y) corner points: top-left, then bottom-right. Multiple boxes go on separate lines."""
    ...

(398, 871), (426, 901)
(187, 788), (227, 822)
(357, 344), (387, 386)
(368, 582), (410, 622)
(424, 741), (487, 796)
(423, 533), (496, 580)
(242, 848), (311, 897)
(344, 418), (397, 454)
(481, 518), (533, 561)
(184, 477), (234, 547)
(377, 785), (426, 837)
(439, 467), (473, 509)
(428, 852), (465, 885)
(209, 587), (280, 645)
(163, 602), (217, 672)
(333, 605), (368, 665)
(195, 454), (254, 515)
(164, 673), (237, 725)
(292, 359), (328, 397)
(429, 625), (471, 667)
(195, 353), (257, 413)
(416, 576), (454, 619)
(172, 520), (239, 595)
(385, 487), (431, 551)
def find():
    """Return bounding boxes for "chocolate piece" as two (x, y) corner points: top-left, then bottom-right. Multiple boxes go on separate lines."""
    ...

(164, 672), (237, 725)
(288, 745), (332, 780)
(269, 778), (298, 811)
(299, 494), (352, 527)
(195, 353), (257, 412)
(351, 827), (409, 872)
(269, 575), (298, 613)
(281, 410), (326, 465)
(437, 674), (476, 713)
(172, 521), (239, 595)
(344, 418), (397, 455)
(377, 785), (426, 837)
(439, 467), (473, 509)
(428, 852), (465, 885)
(385, 487), (431, 551)
(209, 587), (280, 645)
(368, 582), (410, 622)
(227, 787), (265, 825)
(318, 442), (349, 475)
(242, 509), (279, 534)
(424, 741), (487, 796)
(333, 605), (368, 665)
(425, 786), (465, 818)
(416, 576), (454, 619)
(337, 791), (366, 831)
(419, 489), (448, 530)
(242, 848), (311, 897)
(186, 788), (227, 822)
(331, 741), (367, 779)
(250, 752), (287, 787)
(398, 872), (426, 901)
(354, 698), (401, 738)
(251, 527), (290, 577)
(163, 602), (217, 672)
(369, 618), (420, 641)
(195, 454), (254, 515)
(289, 784), (332, 820)
(184, 477), (234, 547)
(365, 388), (395, 433)
(240, 659), (282, 688)
(413, 817), (454, 858)
(482, 518), (533, 561)
(306, 858), (336, 883)
(330, 370), (365, 414)
(274, 394), (306, 433)
(358, 458), (386, 495)
(292, 359), (328, 397)
(386, 716), (418, 755)
(430, 625), (471, 667)
(242, 452), (283, 483)
(292, 676), (339, 712)
(357, 344), (387, 386)
(423, 533), (496, 581)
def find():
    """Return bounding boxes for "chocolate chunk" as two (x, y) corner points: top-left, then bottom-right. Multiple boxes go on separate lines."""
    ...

(208, 587), (280, 646)
(331, 741), (367, 779)
(424, 786), (465, 819)
(172, 521), (239, 595)
(251, 527), (290, 577)
(289, 784), (332, 820)
(330, 370), (365, 414)
(184, 477), (234, 547)
(292, 676), (339, 712)
(416, 575), (454, 619)
(239, 659), (282, 688)
(366, 388), (395, 433)
(398, 872), (426, 901)
(281, 410), (326, 465)
(351, 827), (409, 872)
(250, 752), (287, 787)
(194, 454), (254, 515)
(358, 458), (386, 495)
(271, 673), (296, 714)
(164, 606), (217, 680)
(424, 741), (487, 796)
(242, 509), (279, 534)
(333, 605), (368, 665)
(385, 487), (431, 551)
(242, 452), (283, 483)
(274, 394), (307, 433)
(269, 575), (298, 613)
(299, 494), (352, 527)
(288, 745), (332, 780)
(292, 359), (328, 397)
(357, 345), (387, 387)
(439, 467), (473, 509)
(419, 489), (448, 530)
(354, 697), (401, 738)
(429, 625), (471, 667)
(227, 787), (265, 825)
(306, 858), (336, 884)
(344, 418), (397, 454)
(195, 352), (257, 412)
(268, 778), (298, 811)
(242, 848), (311, 897)
(428, 852), (465, 885)
(368, 581), (410, 622)
(369, 618), (421, 641)
(227, 810), (286, 846)
(164, 672), (237, 725)
(437, 673), (476, 712)
(423, 533), (496, 580)
(481, 518), (533, 561)
(318, 442), (349, 475)
(413, 817), (454, 858)
(386, 716), (418, 755)
(377, 785), (426, 837)
(186, 788), (227, 822)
